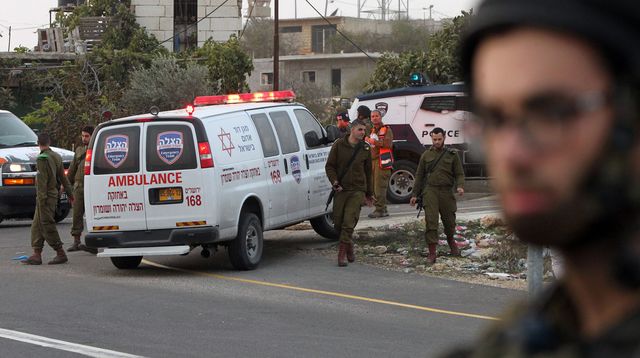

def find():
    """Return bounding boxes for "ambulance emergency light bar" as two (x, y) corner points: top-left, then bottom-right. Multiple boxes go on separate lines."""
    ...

(193, 90), (296, 107)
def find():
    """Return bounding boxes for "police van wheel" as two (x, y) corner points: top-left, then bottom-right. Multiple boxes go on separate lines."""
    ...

(310, 214), (338, 240)
(228, 213), (263, 270)
(110, 256), (142, 270)
(388, 160), (417, 204)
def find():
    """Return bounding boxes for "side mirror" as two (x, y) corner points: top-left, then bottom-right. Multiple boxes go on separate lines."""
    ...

(325, 125), (340, 143)
(304, 130), (322, 148)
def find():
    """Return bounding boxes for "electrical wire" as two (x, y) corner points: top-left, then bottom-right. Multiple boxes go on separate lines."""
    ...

(239, 0), (258, 40)
(159, 0), (230, 45)
(303, 0), (375, 61)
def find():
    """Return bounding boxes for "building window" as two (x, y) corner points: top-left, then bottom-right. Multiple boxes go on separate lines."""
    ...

(311, 25), (336, 53)
(331, 68), (341, 96)
(302, 71), (316, 84)
(261, 72), (274, 86)
(174, 0), (198, 52)
(280, 26), (302, 33)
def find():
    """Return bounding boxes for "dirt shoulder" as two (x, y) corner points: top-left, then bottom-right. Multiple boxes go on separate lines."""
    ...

(288, 215), (555, 291)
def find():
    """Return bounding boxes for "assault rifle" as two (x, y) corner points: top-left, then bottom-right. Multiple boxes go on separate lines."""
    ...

(416, 196), (424, 218)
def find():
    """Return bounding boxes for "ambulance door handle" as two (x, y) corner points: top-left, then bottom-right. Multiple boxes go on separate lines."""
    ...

(305, 154), (309, 169)
(283, 159), (289, 174)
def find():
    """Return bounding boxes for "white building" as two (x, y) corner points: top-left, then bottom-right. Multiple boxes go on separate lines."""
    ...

(131, 0), (242, 52)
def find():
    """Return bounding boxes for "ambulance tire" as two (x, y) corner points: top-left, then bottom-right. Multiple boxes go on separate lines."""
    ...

(110, 256), (142, 270)
(310, 214), (338, 240)
(228, 213), (263, 270)
(388, 160), (418, 204)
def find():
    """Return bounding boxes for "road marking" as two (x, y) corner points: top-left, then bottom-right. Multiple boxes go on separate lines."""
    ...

(0, 328), (145, 358)
(143, 260), (499, 321)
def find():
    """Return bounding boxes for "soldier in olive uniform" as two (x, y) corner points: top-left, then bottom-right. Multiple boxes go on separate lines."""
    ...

(325, 119), (374, 267)
(366, 109), (394, 218)
(67, 125), (96, 254)
(439, 0), (640, 356)
(356, 105), (373, 135)
(410, 127), (464, 264)
(23, 133), (74, 265)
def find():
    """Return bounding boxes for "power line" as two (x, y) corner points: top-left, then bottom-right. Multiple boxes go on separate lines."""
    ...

(303, 0), (375, 61)
(239, 0), (258, 40)
(160, 0), (231, 45)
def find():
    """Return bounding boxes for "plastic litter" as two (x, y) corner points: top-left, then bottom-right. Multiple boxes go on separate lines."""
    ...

(12, 255), (28, 261)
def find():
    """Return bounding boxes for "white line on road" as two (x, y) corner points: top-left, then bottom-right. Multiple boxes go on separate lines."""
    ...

(0, 328), (145, 358)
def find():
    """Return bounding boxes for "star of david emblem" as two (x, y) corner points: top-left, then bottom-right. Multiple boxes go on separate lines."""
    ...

(218, 128), (235, 157)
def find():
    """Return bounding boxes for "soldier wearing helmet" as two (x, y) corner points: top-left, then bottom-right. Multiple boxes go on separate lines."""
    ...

(447, 0), (640, 356)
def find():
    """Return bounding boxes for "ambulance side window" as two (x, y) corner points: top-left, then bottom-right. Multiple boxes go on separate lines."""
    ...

(145, 124), (197, 172)
(421, 96), (456, 113)
(269, 111), (300, 154)
(293, 109), (324, 149)
(93, 126), (140, 175)
(251, 113), (280, 157)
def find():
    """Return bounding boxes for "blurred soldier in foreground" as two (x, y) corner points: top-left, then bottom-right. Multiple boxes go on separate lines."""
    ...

(447, 0), (640, 356)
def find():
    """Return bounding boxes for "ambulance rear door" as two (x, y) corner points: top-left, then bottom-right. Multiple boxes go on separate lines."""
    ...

(87, 124), (147, 231)
(142, 121), (207, 230)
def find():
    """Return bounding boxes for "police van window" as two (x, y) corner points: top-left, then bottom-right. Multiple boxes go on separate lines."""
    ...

(94, 126), (140, 175)
(293, 109), (324, 148)
(251, 113), (279, 157)
(269, 111), (300, 154)
(145, 124), (197, 172)
(455, 96), (471, 112)
(420, 96), (456, 113)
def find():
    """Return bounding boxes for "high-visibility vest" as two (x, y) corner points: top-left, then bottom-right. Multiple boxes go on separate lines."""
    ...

(375, 126), (393, 170)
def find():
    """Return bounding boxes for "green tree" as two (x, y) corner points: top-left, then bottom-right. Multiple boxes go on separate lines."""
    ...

(195, 36), (254, 94)
(121, 57), (211, 114)
(328, 20), (431, 54)
(361, 11), (472, 92)
(239, 18), (297, 58)
(426, 11), (472, 84)
(362, 51), (430, 93)
(0, 87), (17, 109)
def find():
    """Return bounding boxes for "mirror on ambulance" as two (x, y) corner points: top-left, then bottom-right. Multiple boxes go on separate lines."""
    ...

(325, 125), (340, 143)
(304, 131), (322, 147)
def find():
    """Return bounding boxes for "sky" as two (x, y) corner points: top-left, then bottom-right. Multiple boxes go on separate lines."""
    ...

(0, 0), (478, 52)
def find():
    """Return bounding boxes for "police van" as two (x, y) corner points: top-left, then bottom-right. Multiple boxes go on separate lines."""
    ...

(349, 81), (482, 203)
(84, 91), (337, 270)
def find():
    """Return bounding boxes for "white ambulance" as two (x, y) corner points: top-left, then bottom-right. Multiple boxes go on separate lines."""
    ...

(349, 82), (483, 203)
(84, 91), (337, 270)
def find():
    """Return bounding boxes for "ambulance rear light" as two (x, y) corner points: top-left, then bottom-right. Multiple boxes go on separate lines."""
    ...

(84, 149), (93, 175)
(198, 142), (214, 168)
(193, 90), (296, 106)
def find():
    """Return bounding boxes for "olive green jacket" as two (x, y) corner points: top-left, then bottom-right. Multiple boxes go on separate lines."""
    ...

(67, 144), (86, 187)
(442, 283), (640, 357)
(36, 148), (73, 207)
(325, 136), (373, 196)
(411, 146), (464, 197)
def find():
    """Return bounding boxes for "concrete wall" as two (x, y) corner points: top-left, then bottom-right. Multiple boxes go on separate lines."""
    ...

(131, 0), (241, 51)
(248, 54), (380, 98)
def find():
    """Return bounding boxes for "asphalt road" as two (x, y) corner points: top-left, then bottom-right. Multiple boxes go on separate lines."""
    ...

(0, 196), (520, 358)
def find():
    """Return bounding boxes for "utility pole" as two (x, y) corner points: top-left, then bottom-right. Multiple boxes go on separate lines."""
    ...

(8, 26), (11, 52)
(273, 0), (279, 90)
(527, 244), (544, 298)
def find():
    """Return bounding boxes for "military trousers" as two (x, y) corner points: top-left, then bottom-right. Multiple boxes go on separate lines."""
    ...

(332, 190), (365, 244)
(31, 196), (63, 250)
(423, 186), (457, 244)
(372, 162), (391, 213)
(71, 184), (85, 237)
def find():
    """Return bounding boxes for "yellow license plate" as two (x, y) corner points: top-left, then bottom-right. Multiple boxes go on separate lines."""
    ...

(159, 188), (182, 202)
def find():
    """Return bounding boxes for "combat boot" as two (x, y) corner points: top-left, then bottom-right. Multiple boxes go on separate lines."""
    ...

(48, 247), (68, 265)
(79, 243), (98, 255)
(346, 242), (355, 263)
(426, 243), (437, 265)
(67, 235), (81, 252)
(367, 211), (383, 218)
(23, 248), (43, 265)
(338, 242), (348, 267)
(446, 237), (460, 256)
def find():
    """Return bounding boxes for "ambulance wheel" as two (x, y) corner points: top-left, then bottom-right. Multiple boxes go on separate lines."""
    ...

(388, 160), (417, 203)
(228, 213), (263, 270)
(310, 213), (338, 240)
(110, 256), (142, 270)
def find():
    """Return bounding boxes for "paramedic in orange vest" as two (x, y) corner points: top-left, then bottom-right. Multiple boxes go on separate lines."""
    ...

(366, 109), (394, 218)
